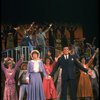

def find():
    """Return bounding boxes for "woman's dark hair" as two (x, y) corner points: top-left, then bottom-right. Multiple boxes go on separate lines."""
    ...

(44, 57), (53, 65)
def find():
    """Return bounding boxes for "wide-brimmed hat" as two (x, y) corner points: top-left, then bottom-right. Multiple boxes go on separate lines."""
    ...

(30, 50), (40, 58)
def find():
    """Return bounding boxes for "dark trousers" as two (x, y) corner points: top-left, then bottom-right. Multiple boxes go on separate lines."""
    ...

(60, 79), (77, 100)
(90, 78), (99, 100)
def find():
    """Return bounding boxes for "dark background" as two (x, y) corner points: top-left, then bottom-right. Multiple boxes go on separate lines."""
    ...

(1, 0), (99, 47)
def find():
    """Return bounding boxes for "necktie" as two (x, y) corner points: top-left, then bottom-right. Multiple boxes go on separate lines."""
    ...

(64, 55), (67, 59)
(67, 55), (69, 59)
(65, 56), (66, 59)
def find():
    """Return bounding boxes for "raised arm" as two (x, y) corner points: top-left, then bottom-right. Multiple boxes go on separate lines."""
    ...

(43, 24), (52, 33)
(51, 61), (57, 70)
(26, 22), (34, 32)
(75, 59), (88, 73)
(42, 24), (52, 39)
(14, 55), (24, 71)
(87, 48), (98, 67)
(51, 52), (63, 69)
(1, 62), (6, 72)
(75, 59), (92, 75)
(50, 58), (60, 77)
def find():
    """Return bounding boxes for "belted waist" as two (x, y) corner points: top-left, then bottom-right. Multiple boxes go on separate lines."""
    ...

(29, 71), (41, 73)
(5, 80), (15, 85)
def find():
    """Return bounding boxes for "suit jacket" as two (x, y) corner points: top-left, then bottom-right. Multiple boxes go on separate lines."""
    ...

(50, 54), (88, 80)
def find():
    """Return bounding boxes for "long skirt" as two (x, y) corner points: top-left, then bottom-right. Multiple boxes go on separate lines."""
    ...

(43, 78), (57, 99)
(3, 84), (18, 100)
(27, 72), (46, 100)
(77, 72), (93, 97)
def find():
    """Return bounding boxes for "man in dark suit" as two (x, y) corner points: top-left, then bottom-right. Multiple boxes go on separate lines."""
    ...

(49, 47), (92, 100)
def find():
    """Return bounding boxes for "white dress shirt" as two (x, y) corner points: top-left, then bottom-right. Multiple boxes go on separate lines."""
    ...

(64, 55), (69, 59)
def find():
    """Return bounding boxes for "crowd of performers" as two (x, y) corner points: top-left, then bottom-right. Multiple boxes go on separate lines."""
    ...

(1, 22), (99, 100)
(1, 45), (99, 100)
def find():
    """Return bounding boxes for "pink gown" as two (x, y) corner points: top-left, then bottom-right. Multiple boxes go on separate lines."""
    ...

(1, 59), (22, 100)
(43, 62), (57, 99)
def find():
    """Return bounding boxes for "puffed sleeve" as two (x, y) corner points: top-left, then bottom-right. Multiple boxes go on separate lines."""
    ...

(1, 62), (6, 73)
(39, 61), (47, 77)
(26, 61), (30, 80)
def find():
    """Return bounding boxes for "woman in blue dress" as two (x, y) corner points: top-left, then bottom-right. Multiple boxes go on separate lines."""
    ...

(26, 50), (47, 100)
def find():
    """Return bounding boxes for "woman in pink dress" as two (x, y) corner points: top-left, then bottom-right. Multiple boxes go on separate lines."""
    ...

(43, 53), (62, 100)
(1, 55), (24, 100)
(43, 57), (57, 100)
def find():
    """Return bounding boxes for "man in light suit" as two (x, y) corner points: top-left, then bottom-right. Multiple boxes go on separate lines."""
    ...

(49, 47), (92, 100)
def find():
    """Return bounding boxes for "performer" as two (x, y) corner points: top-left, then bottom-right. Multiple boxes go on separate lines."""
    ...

(77, 48), (98, 100)
(26, 50), (47, 100)
(36, 24), (52, 58)
(1, 55), (24, 100)
(49, 47), (92, 100)
(90, 63), (99, 100)
(43, 55), (61, 100)
(18, 61), (28, 100)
